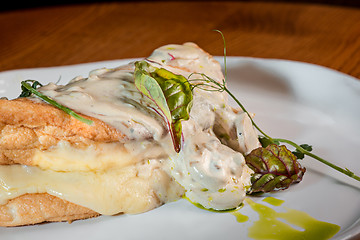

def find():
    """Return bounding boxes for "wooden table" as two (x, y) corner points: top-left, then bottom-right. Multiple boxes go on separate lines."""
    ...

(1, 1), (360, 79)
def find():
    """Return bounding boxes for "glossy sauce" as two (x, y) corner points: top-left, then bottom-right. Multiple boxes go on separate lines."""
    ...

(231, 205), (249, 222)
(231, 197), (341, 240)
(0, 43), (260, 213)
(39, 68), (166, 141)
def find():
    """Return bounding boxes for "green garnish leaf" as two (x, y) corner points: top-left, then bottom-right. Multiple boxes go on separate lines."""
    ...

(259, 136), (279, 148)
(300, 144), (313, 151)
(292, 144), (313, 159)
(19, 80), (43, 97)
(134, 61), (193, 152)
(245, 144), (306, 193)
(20, 80), (93, 125)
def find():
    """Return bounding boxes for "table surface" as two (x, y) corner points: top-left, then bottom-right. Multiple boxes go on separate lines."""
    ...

(1, 1), (359, 79)
(1, 3), (360, 239)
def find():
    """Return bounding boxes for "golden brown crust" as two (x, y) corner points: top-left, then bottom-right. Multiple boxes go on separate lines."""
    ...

(0, 98), (125, 165)
(0, 98), (122, 226)
(0, 193), (99, 227)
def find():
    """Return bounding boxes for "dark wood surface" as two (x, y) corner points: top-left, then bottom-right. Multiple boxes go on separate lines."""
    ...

(1, 1), (360, 79)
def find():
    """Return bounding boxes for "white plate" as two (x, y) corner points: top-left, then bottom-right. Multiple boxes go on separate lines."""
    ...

(0, 57), (359, 240)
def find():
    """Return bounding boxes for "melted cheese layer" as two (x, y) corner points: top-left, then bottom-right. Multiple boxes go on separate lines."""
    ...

(32, 141), (135, 172)
(0, 141), (184, 215)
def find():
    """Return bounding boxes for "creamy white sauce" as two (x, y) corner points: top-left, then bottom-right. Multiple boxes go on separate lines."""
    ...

(39, 68), (166, 141)
(1, 43), (261, 212)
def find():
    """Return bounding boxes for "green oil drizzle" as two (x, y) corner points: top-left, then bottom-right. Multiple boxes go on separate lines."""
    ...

(245, 198), (341, 240)
(262, 197), (284, 206)
(183, 196), (239, 213)
(231, 211), (249, 223)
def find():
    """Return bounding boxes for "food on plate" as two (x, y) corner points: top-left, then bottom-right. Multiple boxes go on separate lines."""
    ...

(0, 43), (259, 226)
(1, 40), (358, 228)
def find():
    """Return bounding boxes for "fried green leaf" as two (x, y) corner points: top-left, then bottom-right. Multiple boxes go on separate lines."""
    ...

(134, 61), (193, 152)
(245, 144), (306, 193)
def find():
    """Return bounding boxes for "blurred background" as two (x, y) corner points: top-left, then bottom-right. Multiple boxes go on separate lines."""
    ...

(1, 0), (359, 78)
(1, 0), (360, 11)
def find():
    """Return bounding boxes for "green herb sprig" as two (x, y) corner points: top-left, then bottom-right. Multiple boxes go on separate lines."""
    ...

(190, 30), (360, 184)
(20, 80), (93, 125)
(134, 61), (193, 152)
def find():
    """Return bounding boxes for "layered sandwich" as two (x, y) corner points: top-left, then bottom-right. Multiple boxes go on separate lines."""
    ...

(0, 43), (260, 226)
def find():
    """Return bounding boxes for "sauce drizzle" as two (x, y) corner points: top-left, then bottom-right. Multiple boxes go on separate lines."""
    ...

(245, 198), (341, 240)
